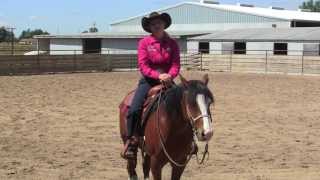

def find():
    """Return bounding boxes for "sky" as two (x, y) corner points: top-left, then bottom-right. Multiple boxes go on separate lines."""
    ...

(0, 0), (306, 36)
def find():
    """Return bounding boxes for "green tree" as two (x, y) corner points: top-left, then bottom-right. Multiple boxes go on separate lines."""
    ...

(82, 23), (99, 33)
(89, 22), (98, 33)
(89, 27), (98, 33)
(300, 0), (320, 12)
(19, 28), (49, 39)
(0, 27), (15, 42)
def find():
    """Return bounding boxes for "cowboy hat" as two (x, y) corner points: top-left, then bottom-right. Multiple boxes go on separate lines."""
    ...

(141, 12), (172, 33)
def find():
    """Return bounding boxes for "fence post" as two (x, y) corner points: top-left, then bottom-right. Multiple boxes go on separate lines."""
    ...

(54, 51), (57, 74)
(183, 51), (186, 70)
(200, 52), (203, 71)
(229, 50), (232, 72)
(73, 50), (77, 72)
(265, 50), (268, 73)
(9, 53), (14, 75)
(301, 53), (304, 75)
(130, 53), (133, 71)
(106, 50), (112, 72)
(37, 48), (40, 74)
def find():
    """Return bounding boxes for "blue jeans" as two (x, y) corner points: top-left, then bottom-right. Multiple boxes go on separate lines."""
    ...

(127, 77), (160, 137)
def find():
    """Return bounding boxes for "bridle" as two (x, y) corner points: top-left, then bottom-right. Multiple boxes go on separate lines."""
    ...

(186, 104), (211, 127)
(154, 87), (211, 167)
(185, 98), (211, 165)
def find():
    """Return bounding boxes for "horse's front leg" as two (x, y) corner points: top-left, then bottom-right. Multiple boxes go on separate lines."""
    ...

(142, 153), (151, 180)
(150, 156), (166, 180)
(171, 165), (186, 180)
(127, 157), (138, 180)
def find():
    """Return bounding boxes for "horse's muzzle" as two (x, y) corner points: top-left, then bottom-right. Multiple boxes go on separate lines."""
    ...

(203, 129), (213, 140)
(197, 129), (213, 141)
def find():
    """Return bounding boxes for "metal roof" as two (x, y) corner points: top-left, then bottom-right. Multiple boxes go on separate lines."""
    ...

(111, 1), (320, 25)
(190, 2), (320, 22)
(34, 31), (211, 39)
(189, 27), (320, 42)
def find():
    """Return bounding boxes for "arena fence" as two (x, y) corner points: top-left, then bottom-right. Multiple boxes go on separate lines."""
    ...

(0, 49), (320, 75)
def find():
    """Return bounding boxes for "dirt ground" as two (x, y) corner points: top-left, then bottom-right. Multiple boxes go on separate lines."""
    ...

(0, 71), (320, 180)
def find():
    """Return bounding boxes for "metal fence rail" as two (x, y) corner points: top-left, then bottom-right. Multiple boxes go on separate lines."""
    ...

(184, 50), (320, 75)
(0, 49), (320, 76)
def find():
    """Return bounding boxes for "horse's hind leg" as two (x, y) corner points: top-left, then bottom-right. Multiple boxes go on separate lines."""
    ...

(142, 154), (151, 180)
(127, 158), (138, 180)
(171, 165), (186, 180)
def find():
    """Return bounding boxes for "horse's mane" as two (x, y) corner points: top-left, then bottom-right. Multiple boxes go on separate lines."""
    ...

(161, 80), (214, 117)
(162, 84), (184, 116)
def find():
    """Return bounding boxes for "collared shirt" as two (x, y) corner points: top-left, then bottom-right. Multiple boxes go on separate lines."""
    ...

(138, 33), (180, 80)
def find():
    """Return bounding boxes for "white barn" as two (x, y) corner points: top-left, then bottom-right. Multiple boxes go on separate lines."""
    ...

(189, 27), (320, 55)
(35, 0), (320, 55)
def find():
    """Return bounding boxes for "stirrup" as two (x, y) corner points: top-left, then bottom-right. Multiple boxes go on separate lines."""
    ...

(121, 137), (138, 159)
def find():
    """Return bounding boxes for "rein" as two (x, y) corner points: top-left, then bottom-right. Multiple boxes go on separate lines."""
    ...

(155, 87), (210, 167)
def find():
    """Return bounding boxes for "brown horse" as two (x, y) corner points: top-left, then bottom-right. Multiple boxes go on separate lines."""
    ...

(119, 74), (214, 180)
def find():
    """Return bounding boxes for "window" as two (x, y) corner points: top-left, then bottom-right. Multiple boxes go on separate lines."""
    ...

(233, 42), (246, 54)
(274, 43), (287, 55)
(83, 39), (101, 54)
(303, 43), (319, 56)
(292, 20), (320, 27)
(199, 42), (209, 54)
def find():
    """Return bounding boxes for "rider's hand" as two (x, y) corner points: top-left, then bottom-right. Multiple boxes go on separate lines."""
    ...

(159, 73), (172, 82)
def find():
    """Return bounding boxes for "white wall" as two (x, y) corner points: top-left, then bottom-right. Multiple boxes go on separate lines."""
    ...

(247, 42), (303, 56)
(288, 43), (303, 56)
(221, 42), (234, 54)
(184, 41), (310, 56)
(101, 38), (187, 54)
(210, 42), (222, 54)
(101, 39), (138, 54)
(247, 42), (274, 55)
(303, 43), (319, 56)
(187, 41), (225, 54)
(187, 41), (199, 53)
(50, 39), (82, 55)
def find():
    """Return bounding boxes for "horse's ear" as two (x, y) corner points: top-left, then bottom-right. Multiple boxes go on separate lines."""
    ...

(179, 74), (188, 87)
(202, 73), (209, 86)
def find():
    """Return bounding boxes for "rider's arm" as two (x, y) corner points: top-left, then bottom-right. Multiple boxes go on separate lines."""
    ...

(138, 39), (160, 80)
(167, 39), (180, 79)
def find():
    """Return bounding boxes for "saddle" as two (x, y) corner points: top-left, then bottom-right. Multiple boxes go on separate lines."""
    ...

(120, 85), (165, 134)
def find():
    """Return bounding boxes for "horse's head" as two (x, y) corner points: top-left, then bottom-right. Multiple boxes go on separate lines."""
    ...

(180, 74), (214, 142)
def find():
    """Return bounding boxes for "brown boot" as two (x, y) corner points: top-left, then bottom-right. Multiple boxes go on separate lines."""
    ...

(121, 136), (138, 159)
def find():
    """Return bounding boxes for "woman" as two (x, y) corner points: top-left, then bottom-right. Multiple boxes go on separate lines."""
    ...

(122, 12), (181, 159)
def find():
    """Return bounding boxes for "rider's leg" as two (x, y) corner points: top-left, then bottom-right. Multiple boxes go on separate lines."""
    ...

(127, 79), (152, 136)
(122, 77), (155, 159)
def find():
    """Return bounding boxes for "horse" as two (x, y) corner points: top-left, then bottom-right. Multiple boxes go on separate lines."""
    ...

(119, 74), (215, 180)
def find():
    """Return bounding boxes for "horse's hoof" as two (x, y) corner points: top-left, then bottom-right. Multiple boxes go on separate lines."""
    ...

(128, 175), (138, 180)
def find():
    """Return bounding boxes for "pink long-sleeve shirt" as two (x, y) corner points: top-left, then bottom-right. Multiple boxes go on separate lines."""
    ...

(138, 34), (180, 80)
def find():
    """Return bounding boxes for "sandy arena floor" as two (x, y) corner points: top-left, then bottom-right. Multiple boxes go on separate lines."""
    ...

(0, 72), (320, 180)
